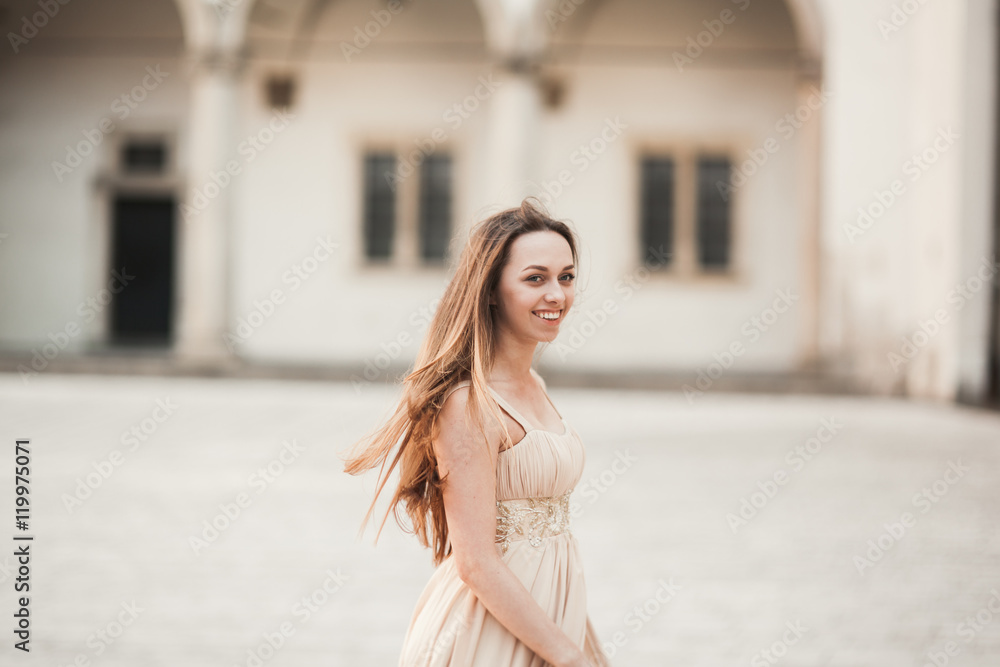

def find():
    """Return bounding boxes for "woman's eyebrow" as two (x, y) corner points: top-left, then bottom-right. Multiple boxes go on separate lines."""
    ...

(521, 264), (575, 272)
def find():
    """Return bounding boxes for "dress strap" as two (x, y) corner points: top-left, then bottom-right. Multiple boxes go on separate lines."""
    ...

(484, 386), (535, 434)
(441, 374), (555, 434)
(529, 368), (562, 420)
(441, 380), (471, 404)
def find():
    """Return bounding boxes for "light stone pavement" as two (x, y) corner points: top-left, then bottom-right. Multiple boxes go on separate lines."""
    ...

(0, 371), (998, 667)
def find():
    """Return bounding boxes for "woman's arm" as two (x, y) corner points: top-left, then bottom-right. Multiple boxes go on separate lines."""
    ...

(434, 387), (591, 667)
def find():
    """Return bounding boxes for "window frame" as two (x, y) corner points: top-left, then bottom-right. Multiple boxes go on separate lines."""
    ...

(357, 140), (457, 272)
(631, 138), (744, 283)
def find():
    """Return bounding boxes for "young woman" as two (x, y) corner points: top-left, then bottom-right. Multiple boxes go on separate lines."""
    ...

(341, 198), (608, 667)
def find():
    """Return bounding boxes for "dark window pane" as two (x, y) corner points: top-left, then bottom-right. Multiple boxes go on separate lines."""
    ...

(363, 153), (396, 259)
(265, 74), (295, 110)
(419, 154), (452, 262)
(122, 140), (166, 174)
(640, 157), (673, 268)
(696, 156), (732, 269)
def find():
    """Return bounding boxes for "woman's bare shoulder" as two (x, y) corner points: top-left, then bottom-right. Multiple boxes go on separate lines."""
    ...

(437, 381), (503, 457)
(441, 378), (471, 405)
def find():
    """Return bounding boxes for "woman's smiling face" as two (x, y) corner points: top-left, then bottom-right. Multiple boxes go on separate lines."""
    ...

(491, 230), (575, 343)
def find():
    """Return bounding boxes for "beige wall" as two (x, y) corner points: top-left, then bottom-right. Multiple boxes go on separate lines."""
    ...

(0, 0), (996, 401)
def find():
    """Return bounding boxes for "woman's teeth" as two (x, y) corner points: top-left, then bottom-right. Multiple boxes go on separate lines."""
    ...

(533, 310), (561, 320)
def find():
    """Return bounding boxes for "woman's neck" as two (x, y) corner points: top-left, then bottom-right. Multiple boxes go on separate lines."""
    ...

(487, 342), (537, 385)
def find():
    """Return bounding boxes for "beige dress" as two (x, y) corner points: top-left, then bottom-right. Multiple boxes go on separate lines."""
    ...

(398, 369), (608, 666)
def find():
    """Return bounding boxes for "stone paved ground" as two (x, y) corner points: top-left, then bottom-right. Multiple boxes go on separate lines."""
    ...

(0, 371), (998, 667)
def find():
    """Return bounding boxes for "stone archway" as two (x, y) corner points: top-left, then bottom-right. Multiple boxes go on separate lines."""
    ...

(783, 0), (824, 67)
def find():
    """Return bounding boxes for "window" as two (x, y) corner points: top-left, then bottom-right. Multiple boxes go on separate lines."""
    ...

(418, 154), (452, 262)
(640, 157), (674, 268)
(638, 150), (734, 275)
(363, 153), (396, 260)
(361, 149), (453, 266)
(696, 156), (732, 269)
(264, 73), (295, 110)
(121, 138), (167, 174)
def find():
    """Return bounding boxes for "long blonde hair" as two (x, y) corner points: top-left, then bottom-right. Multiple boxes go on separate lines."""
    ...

(340, 197), (580, 566)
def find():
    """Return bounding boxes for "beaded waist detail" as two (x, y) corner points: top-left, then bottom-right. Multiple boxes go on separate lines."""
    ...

(495, 491), (572, 556)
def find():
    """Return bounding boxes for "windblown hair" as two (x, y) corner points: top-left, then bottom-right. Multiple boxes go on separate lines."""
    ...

(340, 197), (579, 566)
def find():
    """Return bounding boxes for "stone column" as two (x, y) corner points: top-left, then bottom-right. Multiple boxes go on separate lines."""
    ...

(477, 0), (549, 204)
(174, 46), (242, 364)
(901, 0), (966, 401)
(796, 62), (825, 374)
(484, 57), (544, 204)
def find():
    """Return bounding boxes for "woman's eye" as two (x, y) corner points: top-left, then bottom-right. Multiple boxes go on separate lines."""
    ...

(527, 274), (574, 282)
